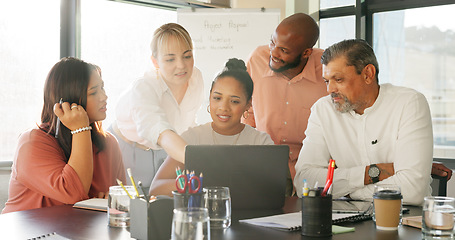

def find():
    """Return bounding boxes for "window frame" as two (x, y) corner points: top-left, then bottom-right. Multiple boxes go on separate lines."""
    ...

(60, 0), (210, 59)
(319, 0), (455, 45)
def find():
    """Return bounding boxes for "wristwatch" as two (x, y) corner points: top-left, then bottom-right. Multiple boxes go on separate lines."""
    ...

(368, 164), (381, 183)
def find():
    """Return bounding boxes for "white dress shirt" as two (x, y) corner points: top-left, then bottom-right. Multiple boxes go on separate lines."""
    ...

(115, 67), (204, 150)
(294, 83), (433, 205)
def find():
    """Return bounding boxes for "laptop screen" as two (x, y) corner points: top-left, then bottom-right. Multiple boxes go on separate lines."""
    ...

(185, 145), (289, 210)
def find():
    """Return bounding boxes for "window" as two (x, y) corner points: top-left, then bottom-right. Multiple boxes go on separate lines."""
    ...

(320, 0), (355, 10)
(373, 5), (455, 157)
(319, 16), (355, 49)
(0, 0), (60, 161)
(81, 0), (177, 128)
(0, 0), (177, 162)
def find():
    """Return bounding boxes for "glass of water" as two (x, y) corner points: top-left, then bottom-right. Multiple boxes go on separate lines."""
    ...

(422, 196), (455, 239)
(108, 185), (135, 227)
(204, 186), (231, 229)
(172, 207), (210, 240)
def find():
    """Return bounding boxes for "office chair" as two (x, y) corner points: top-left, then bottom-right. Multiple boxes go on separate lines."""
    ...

(431, 174), (448, 196)
(431, 158), (455, 197)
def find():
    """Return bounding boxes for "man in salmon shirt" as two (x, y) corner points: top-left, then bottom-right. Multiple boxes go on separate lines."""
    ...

(243, 13), (327, 196)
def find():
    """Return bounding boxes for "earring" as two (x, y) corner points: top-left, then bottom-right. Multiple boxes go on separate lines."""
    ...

(243, 111), (249, 119)
(207, 105), (210, 113)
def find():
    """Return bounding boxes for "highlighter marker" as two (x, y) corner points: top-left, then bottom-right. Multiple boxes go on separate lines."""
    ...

(55, 98), (63, 138)
(302, 179), (309, 197)
(322, 159), (335, 196)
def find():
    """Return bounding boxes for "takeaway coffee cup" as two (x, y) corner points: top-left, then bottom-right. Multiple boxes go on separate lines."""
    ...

(373, 184), (403, 230)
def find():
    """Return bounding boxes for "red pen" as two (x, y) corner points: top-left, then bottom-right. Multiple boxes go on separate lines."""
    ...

(322, 159), (335, 196)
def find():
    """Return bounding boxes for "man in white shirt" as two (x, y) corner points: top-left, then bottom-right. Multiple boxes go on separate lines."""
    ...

(294, 39), (437, 205)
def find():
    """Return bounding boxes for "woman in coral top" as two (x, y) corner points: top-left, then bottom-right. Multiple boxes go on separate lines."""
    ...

(2, 57), (126, 213)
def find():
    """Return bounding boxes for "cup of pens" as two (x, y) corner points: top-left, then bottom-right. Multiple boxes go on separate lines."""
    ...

(301, 187), (332, 237)
(301, 159), (335, 237)
(173, 169), (205, 209)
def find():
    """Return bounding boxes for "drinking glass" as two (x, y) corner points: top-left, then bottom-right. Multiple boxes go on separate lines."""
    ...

(422, 196), (455, 239)
(204, 187), (231, 229)
(172, 207), (210, 240)
(108, 185), (135, 227)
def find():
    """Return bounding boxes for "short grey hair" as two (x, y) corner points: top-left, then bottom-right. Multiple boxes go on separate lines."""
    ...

(321, 39), (379, 82)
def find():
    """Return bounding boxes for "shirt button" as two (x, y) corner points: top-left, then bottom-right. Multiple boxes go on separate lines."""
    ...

(284, 121), (287, 125)
(286, 102), (289, 105)
(290, 151), (293, 155)
(283, 139), (286, 142)
(288, 82), (291, 85)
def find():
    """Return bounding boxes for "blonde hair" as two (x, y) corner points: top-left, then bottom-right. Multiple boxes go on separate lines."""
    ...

(151, 23), (193, 58)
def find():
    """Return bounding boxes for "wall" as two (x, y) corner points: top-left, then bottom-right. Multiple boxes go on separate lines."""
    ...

(231, 0), (319, 20)
(232, 0), (286, 19)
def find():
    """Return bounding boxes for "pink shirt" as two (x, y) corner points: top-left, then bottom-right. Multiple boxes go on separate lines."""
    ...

(2, 128), (126, 214)
(244, 45), (328, 180)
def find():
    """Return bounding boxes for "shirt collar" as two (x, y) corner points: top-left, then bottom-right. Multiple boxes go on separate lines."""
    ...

(154, 70), (169, 93)
(349, 85), (383, 116)
(154, 67), (197, 95)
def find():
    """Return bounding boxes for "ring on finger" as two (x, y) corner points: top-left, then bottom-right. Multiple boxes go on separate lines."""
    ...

(71, 105), (78, 110)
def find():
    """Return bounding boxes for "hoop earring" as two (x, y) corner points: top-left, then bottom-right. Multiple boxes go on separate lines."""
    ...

(207, 105), (210, 113)
(243, 111), (249, 119)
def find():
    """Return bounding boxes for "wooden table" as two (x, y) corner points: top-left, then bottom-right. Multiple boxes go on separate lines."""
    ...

(0, 197), (423, 240)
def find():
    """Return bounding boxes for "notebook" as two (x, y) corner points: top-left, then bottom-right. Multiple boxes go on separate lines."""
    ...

(185, 145), (289, 210)
(73, 198), (108, 212)
(27, 232), (71, 239)
(332, 200), (373, 214)
(239, 211), (370, 231)
(402, 216), (422, 229)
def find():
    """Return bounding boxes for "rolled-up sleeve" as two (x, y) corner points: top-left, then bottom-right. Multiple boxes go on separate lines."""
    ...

(16, 132), (88, 204)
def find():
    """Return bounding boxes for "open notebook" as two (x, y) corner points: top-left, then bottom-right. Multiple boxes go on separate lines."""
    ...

(73, 198), (108, 212)
(239, 211), (371, 231)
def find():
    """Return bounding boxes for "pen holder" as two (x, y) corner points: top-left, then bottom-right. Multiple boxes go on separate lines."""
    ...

(301, 194), (332, 237)
(172, 190), (206, 209)
(130, 196), (174, 240)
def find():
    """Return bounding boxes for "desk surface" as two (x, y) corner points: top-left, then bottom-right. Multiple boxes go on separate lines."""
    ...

(0, 197), (423, 240)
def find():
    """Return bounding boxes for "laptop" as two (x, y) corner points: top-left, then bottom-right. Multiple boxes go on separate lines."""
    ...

(185, 145), (289, 210)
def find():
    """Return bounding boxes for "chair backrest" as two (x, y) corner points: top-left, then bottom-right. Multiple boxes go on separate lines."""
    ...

(0, 163), (12, 210)
(431, 174), (448, 196)
(431, 158), (455, 197)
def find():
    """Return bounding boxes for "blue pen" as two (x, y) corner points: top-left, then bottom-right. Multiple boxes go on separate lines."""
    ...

(190, 171), (196, 190)
(199, 173), (203, 193)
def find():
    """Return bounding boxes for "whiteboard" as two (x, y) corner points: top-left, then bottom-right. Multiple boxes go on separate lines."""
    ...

(177, 8), (280, 124)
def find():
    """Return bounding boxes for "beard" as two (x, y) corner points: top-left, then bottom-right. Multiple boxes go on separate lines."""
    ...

(269, 54), (302, 73)
(331, 93), (358, 113)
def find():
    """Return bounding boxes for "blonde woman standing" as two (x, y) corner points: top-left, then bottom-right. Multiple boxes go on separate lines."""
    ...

(110, 23), (204, 189)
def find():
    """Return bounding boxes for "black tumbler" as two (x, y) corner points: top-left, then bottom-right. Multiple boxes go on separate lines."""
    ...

(301, 194), (332, 237)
